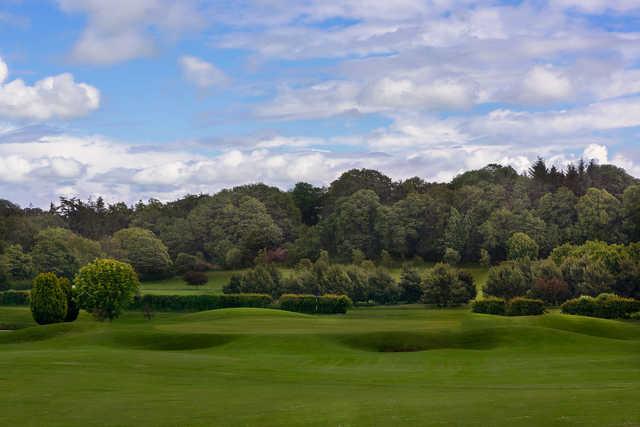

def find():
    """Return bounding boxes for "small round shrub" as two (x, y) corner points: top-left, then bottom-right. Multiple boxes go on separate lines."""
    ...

(58, 276), (79, 322)
(505, 297), (545, 316)
(471, 297), (506, 315)
(30, 272), (67, 325)
(183, 271), (209, 287)
(75, 258), (140, 321)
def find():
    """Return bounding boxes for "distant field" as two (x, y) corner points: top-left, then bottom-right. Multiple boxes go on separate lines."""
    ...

(141, 264), (489, 296)
(1, 305), (639, 426)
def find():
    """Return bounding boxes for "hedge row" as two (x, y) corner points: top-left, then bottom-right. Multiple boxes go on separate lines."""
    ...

(561, 294), (640, 319)
(472, 297), (545, 316)
(131, 293), (273, 312)
(0, 290), (30, 306)
(279, 294), (352, 314)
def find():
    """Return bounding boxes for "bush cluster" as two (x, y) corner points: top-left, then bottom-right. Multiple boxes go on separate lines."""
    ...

(279, 294), (352, 314)
(472, 297), (545, 316)
(224, 252), (400, 304)
(484, 241), (640, 305)
(0, 290), (30, 306)
(471, 297), (506, 315)
(561, 293), (640, 319)
(183, 271), (209, 286)
(131, 293), (273, 312)
(421, 263), (476, 307)
(505, 297), (545, 316)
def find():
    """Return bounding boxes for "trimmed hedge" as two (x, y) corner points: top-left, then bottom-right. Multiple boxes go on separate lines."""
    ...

(471, 297), (506, 315)
(131, 293), (273, 312)
(472, 297), (545, 316)
(506, 297), (545, 316)
(0, 290), (30, 306)
(279, 294), (352, 314)
(561, 293), (640, 319)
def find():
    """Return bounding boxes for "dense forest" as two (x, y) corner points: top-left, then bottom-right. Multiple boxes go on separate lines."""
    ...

(1, 158), (639, 289)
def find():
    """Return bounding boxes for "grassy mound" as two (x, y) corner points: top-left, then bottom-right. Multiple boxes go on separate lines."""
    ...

(338, 329), (501, 352)
(107, 330), (236, 351)
(180, 307), (312, 321)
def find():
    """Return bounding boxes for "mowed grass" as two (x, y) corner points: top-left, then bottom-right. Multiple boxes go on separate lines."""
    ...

(141, 263), (488, 296)
(1, 305), (640, 426)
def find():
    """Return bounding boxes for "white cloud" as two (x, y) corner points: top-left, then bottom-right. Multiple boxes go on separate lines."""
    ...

(58, 0), (204, 65)
(0, 59), (7, 84)
(583, 144), (608, 164)
(179, 56), (228, 88)
(0, 57), (100, 120)
(520, 65), (573, 103)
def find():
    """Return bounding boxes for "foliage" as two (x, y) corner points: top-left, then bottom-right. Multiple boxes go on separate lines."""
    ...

(561, 293), (640, 319)
(484, 261), (530, 299)
(506, 232), (539, 261)
(442, 248), (461, 265)
(576, 188), (624, 243)
(1, 244), (34, 280)
(0, 290), (30, 305)
(530, 259), (570, 304)
(31, 227), (102, 279)
(131, 293), (273, 312)
(421, 263), (476, 307)
(106, 227), (173, 280)
(58, 277), (79, 322)
(183, 271), (209, 287)
(74, 259), (140, 321)
(398, 265), (422, 303)
(471, 297), (506, 315)
(505, 297), (545, 316)
(174, 252), (209, 274)
(278, 294), (352, 314)
(30, 272), (67, 325)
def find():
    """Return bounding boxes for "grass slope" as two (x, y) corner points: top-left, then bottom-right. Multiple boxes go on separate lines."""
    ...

(1, 306), (639, 426)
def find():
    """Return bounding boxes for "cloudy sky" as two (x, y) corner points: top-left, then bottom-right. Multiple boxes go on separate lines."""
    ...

(1, 1), (640, 206)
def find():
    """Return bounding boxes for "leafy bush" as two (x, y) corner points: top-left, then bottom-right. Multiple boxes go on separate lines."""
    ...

(484, 261), (530, 299)
(58, 277), (79, 322)
(530, 259), (570, 304)
(183, 271), (209, 287)
(561, 293), (640, 319)
(471, 297), (506, 315)
(75, 258), (140, 321)
(174, 253), (210, 274)
(30, 272), (67, 325)
(630, 311), (640, 320)
(506, 297), (545, 316)
(0, 290), (30, 306)
(131, 293), (273, 312)
(398, 265), (422, 303)
(421, 263), (476, 307)
(278, 294), (352, 314)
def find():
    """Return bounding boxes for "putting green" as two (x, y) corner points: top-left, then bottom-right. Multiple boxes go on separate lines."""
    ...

(1, 306), (639, 426)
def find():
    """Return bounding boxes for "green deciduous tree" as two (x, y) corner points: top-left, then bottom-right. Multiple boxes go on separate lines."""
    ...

(106, 227), (173, 280)
(507, 232), (539, 261)
(421, 263), (476, 307)
(75, 259), (140, 321)
(576, 188), (624, 243)
(398, 265), (422, 303)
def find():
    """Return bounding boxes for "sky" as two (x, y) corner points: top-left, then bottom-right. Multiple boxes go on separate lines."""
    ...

(1, 0), (640, 207)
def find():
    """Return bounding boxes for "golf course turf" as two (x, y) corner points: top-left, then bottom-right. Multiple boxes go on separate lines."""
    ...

(1, 305), (639, 426)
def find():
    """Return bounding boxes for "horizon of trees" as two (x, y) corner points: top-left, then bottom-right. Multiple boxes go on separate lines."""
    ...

(1, 158), (640, 284)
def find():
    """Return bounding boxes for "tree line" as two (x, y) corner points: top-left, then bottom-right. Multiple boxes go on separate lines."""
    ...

(1, 158), (639, 285)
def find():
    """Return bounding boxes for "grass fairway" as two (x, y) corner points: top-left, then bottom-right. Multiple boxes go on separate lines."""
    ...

(1, 306), (639, 426)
